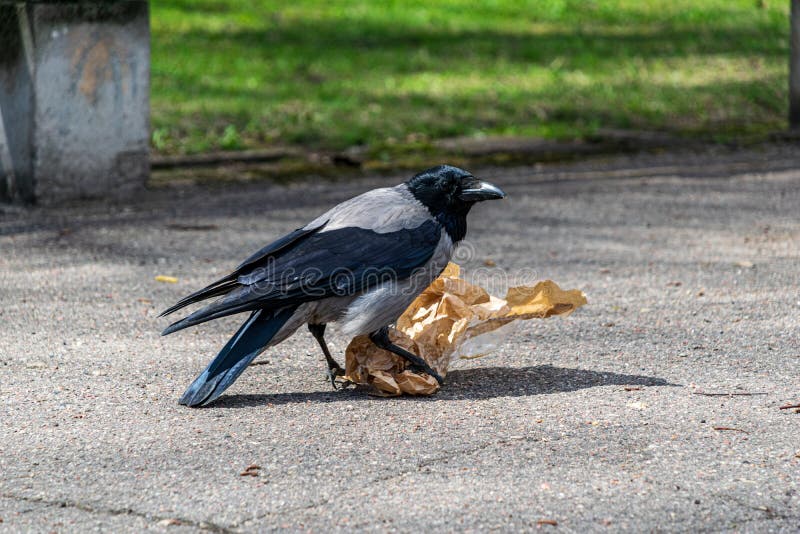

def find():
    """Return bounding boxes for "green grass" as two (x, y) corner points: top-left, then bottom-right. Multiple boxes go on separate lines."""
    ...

(150, 0), (789, 155)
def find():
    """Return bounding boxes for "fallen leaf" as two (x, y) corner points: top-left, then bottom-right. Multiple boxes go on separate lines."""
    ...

(240, 464), (261, 476)
(155, 275), (178, 283)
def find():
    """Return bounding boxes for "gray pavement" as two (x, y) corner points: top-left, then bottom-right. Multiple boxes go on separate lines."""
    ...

(1, 146), (799, 532)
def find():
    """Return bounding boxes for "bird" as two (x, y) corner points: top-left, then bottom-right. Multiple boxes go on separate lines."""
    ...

(160, 165), (506, 407)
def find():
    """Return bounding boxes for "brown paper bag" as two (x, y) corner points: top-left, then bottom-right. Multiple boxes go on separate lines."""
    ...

(344, 263), (587, 395)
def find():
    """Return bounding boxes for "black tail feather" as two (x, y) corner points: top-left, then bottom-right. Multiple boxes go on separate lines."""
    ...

(158, 276), (239, 318)
(179, 306), (298, 407)
(161, 299), (259, 336)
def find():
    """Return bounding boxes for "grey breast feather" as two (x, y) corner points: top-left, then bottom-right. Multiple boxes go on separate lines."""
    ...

(338, 230), (454, 336)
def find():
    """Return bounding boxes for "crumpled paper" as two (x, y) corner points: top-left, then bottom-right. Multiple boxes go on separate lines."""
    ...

(344, 263), (587, 395)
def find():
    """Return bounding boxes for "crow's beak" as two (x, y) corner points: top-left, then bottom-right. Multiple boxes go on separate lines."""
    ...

(459, 180), (506, 202)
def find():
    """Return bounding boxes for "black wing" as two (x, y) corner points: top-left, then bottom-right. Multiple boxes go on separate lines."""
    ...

(161, 220), (442, 335)
(159, 221), (327, 318)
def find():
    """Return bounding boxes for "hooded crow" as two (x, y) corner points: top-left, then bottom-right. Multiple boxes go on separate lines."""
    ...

(161, 165), (506, 406)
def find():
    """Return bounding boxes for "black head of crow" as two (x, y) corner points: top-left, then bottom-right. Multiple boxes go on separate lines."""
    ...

(161, 165), (505, 406)
(406, 165), (506, 242)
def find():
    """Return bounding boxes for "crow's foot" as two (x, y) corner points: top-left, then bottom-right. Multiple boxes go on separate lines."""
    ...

(406, 363), (444, 385)
(325, 365), (352, 390)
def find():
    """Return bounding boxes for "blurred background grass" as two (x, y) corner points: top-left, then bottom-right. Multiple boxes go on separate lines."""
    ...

(150, 0), (789, 156)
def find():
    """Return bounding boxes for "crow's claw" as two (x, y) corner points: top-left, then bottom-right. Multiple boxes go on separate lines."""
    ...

(407, 363), (444, 385)
(368, 326), (445, 387)
(325, 366), (346, 389)
(336, 377), (354, 390)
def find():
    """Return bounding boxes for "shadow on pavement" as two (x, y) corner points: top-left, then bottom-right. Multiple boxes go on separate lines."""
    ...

(211, 364), (675, 408)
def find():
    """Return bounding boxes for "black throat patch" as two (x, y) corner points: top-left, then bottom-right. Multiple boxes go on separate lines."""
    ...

(435, 211), (468, 243)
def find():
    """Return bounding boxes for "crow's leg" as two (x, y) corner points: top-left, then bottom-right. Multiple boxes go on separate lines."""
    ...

(369, 326), (444, 385)
(308, 323), (347, 389)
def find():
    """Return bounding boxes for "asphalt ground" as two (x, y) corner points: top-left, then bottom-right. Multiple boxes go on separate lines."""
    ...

(1, 146), (799, 532)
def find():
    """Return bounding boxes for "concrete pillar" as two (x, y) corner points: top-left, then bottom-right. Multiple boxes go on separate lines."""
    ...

(0, 2), (149, 204)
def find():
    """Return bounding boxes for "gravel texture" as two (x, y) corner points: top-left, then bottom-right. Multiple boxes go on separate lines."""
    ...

(1, 146), (799, 532)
